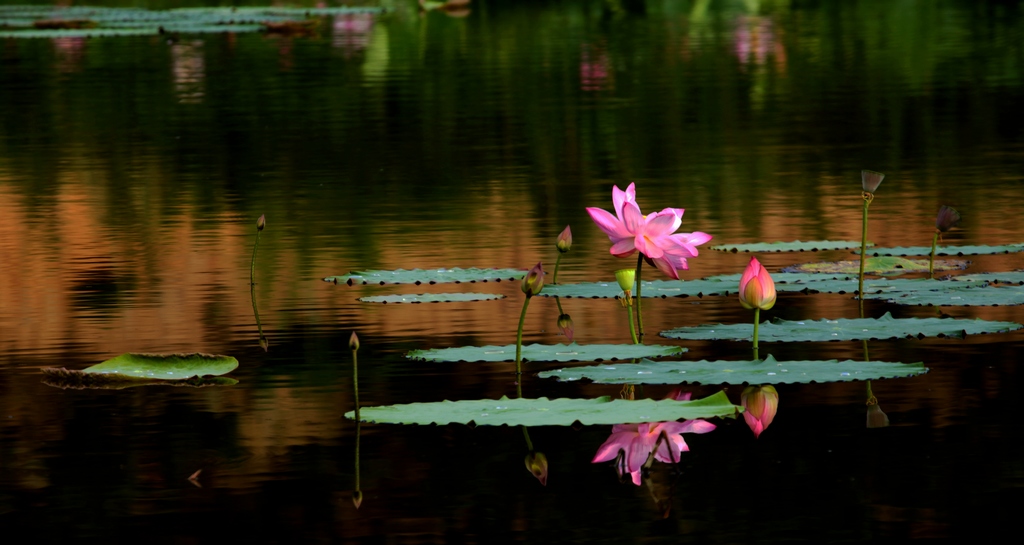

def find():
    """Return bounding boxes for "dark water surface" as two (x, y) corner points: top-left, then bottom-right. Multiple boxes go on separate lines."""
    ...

(2, 0), (1024, 542)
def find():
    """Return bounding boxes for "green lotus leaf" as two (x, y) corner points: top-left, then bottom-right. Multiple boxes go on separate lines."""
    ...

(40, 353), (239, 388)
(856, 244), (1024, 257)
(406, 343), (685, 362)
(345, 390), (740, 426)
(710, 240), (873, 253)
(539, 275), (855, 299)
(864, 283), (1024, 306)
(954, 271), (1024, 285)
(782, 257), (969, 275)
(324, 267), (526, 285)
(702, 272), (858, 284)
(659, 311), (1021, 341)
(359, 293), (505, 304)
(538, 354), (928, 385)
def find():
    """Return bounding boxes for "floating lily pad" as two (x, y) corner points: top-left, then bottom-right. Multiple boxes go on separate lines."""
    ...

(406, 343), (685, 363)
(538, 355), (928, 385)
(711, 240), (873, 253)
(782, 257), (969, 275)
(702, 272), (857, 284)
(954, 271), (1024, 285)
(856, 244), (1024, 257)
(359, 293), (505, 304)
(659, 312), (1022, 341)
(864, 283), (1024, 306)
(324, 267), (525, 286)
(41, 353), (239, 388)
(345, 390), (740, 426)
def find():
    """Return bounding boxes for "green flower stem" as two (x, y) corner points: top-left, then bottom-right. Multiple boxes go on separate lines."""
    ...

(521, 425), (534, 451)
(250, 229), (261, 286)
(858, 195), (872, 317)
(752, 307), (760, 359)
(352, 343), (361, 506)
(555, 296), (565, 316)
(625, 298), (639, 344)
(515, 296), (532, 376)
(553, 253), (563, 285)
(866, 379), (877, 405)
(635, 254), (645, 343)
(928, 231), (939, 278)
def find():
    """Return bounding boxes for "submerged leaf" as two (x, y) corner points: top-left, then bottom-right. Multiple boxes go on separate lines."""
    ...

(358, 293), (505, 304)
(782, 257), (969, 275)
(407, 343), (685, 362)
(345, 390), (741, 426)
(539, 355), (928, 385)
(659, 312), (1021, 342)
(80, 353), (238, 379)
(325, 267), (526, 285)
(856, 244), (1024, 257)
(711, 240), (873, 253)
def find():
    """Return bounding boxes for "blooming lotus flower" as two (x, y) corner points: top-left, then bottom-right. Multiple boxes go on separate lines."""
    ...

(586, 183), (712, 280)
(524, 451), (548, 486)
(521, 262), (544, 297)
(935, 205), (961, 233)
(861, 170), (885, 194)
(591, 419), (716, 485)
(738, 257), (776, 311)
(556, 225), (573, 253)
(740, 385), (778, 438)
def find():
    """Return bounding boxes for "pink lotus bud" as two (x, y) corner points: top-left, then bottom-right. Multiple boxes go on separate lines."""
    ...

(524, 451), (548, 486)
(935, 205), (961, 233)
(557, 314), (574, 342)
(741, 385), (779, 438)
(521, 262), (545, 297)
(861, 170), (885, 194)
(349, 331), (360, 351)
(738, 257), (776, 311)
(257, 214), (266, 231)
(866, 403), (890, 428)
(556, 225), (572, 253)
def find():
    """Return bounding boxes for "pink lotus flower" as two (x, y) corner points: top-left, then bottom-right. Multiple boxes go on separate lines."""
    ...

(740, 385), (778, 438)
(586, 183), (712, 280)
(591, 418), (716, 485)
(738, 256), (776, 311)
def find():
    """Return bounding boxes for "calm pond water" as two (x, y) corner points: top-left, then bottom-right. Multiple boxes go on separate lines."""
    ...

(2, 0), (1024, 542)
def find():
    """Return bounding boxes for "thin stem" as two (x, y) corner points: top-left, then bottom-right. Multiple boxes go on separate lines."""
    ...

(553, 253), (562, 285)
(625, 297), (639, 344)
(352, 344), (361, 505)
(752, 307), (760, 359)
(635, 254), (645, 343)
(858, 195), (872, 317)
(929, 231), (939, 279)
(555, 296), (565, 316)
(862, 339), (870, 362)
(515, 296), (532, 376)
(521, 425), (534, 451)
(250, 230), (261, 286)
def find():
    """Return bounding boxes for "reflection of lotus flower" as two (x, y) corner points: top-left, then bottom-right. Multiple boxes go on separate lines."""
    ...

(738, 257), (776, 311)
(861, 170), (885, 194)
(866, 403), (890, 428)
(935, 206), (962, 233)
(592, 419), (716, 485)
(740, 385), (778, 438)
(586, 183), (712, 280)
(521, 263), (545, 297)
(556, 225), (573, 253)
(524, 452), (548, 486)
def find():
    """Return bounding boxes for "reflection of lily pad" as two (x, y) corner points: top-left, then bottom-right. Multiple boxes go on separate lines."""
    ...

(41, 353), (239, 388)
(659, 312), (1022, 341)
(538, 355), (928, 385)
(42, 370), (238, 390)
(857, 244), (1024, 256)
(324, 267), (525, 285)
(711, 240), (872, 253)
(345, 390), (740, 426)
(359, 293), (505, 304)
(406, 343), (685, 362)
(864, 283), (1024, 306)
(782, 257), (969, 275)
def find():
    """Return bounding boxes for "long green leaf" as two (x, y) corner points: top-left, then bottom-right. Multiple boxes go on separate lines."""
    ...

(407, 343), (685, 363)
(345, 390), (741, 426)
(539, 355), (928, 385)
(711, 240), (873, 253)
(325, 267), (525, 285)
(359, 293), (505, 304)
